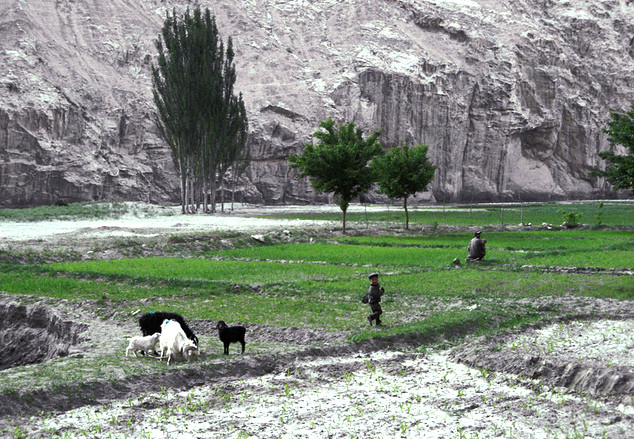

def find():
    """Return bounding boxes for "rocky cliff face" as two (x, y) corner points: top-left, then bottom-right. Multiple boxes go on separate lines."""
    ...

(1, 0), (633, 207)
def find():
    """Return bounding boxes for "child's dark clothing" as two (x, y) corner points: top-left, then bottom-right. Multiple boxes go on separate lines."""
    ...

(367, 282), (384, 326)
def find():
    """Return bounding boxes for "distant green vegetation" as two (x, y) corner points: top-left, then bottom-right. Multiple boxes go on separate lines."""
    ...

(2, 200), (631, 226)
(0, 202), (631, 335)
(215, 230), (634, 269)
(259, 201), (634, 227)
(0, 201), (174, 222)
(335, 230), (634, 250)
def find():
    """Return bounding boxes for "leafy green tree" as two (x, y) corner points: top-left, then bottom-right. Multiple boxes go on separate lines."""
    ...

(152, 7), (248, 213)
(288, 118), (382, 232)
(372, 143), (437, 229)
(592, 103), (634, 193)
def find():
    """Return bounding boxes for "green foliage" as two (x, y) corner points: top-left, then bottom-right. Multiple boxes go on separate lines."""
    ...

(559, 209), (582, 227)
(592, 103), (634, 192)
(288, 118), (383, 232)
(596, 201), (604, 225)
(152, 7), (248, 213)
(371, 143), (437, 229)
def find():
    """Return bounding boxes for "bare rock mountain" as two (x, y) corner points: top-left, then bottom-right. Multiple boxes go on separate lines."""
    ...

(1, 0), (633, 207)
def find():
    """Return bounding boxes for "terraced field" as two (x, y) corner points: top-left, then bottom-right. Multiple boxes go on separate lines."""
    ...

(0, 201), (632, 438)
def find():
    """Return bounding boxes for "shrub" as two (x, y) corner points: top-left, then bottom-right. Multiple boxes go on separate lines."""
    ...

(559, 210), (582, 228)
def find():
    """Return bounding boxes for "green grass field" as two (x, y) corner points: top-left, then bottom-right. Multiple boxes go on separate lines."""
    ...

(0, 201), (632, 405)
(259, 201), (634, 227)
(1, 225), (631, 336)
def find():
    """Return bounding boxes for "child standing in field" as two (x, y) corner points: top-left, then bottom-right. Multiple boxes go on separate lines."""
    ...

(364, 273), (384, 326)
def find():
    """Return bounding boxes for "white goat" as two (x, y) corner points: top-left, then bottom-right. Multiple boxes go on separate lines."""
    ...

(125, 333), (161, 357)
(159, 319), (200, 364)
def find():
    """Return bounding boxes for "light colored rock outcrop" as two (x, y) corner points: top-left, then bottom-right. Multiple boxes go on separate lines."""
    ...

(1, 0), (633, 207)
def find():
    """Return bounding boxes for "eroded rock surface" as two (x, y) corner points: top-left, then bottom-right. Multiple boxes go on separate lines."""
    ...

(0, 303), (87, 370)
(1, 0), (633, 207)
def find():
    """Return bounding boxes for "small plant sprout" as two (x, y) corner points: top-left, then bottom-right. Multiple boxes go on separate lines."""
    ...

(401, 400), (412, 414)
(479, 366), (491, 380)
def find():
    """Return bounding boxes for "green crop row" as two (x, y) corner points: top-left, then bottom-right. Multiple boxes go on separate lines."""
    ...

(335, 229), (634, 251)
(214, 241), (633, 269)
(260, 201), (634, 226)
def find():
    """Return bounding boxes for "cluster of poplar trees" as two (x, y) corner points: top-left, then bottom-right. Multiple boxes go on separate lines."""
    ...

(152, 7), (249, 213)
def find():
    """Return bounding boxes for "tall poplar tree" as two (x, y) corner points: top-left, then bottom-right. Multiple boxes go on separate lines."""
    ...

(152, 7), (248, 213)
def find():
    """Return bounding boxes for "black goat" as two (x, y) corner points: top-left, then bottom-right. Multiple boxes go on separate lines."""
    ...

(139, 312), (199, 346)
(215, 320), (246, 355)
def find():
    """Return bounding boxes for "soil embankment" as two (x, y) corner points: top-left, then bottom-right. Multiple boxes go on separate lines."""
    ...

(0, 303), (87, 371)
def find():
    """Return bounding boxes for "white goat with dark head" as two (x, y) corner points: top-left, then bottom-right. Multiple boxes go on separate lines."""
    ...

(159, 319), (199, 364)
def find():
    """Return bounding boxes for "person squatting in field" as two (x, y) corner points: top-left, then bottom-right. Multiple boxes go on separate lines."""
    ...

(467, 230), (486, 261)
(365, 273), (385, 326)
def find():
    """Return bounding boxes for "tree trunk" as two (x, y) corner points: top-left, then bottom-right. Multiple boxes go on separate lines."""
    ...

(185, 176), (192, 213)
(342, 208), (347, 233)
(202, 177), (208, 213)
(231, 179), (236, 211)
(196, 181), (201, 212)
(178, 160), (187, 214)
(220, 173), (225, 213)
(210, 175), (217, 213)
(184, 176), (190, 214)
(404, 197), (409, 230)
(180, 175), (186, 214)
(190, 177), (196, 213)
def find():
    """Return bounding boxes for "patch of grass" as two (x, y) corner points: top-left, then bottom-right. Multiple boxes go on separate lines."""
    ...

(518, 250), (634, 269)
(258, 201), (634, 227)
(0, 352), (168, 394)
(0, 201), (180, 222)
(0, 202), (133, 222)
(350, 308), (542, 343)
(335, 229), (634, 252)
(216, 230), (634, 269)
(216, 243), (461, 268)
(49, 257), (367, 285)
(291, 270), (634, 301)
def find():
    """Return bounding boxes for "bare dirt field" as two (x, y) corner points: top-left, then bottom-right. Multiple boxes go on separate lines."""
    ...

(0, 204), (632, 438)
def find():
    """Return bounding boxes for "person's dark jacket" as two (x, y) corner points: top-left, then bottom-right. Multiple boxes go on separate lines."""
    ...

(368, 284), (384, 304)
(467, 237), (486, 260)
